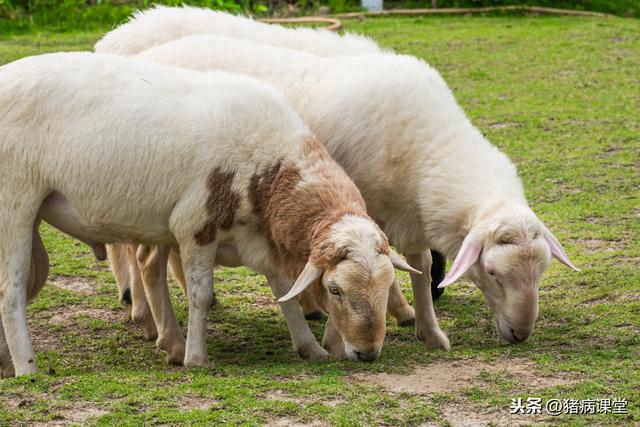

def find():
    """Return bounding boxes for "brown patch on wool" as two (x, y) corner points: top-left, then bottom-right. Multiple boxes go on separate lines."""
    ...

(248, 140), (380, 281)
(194, 168), (240, 246)
(302, 136), (329, 160)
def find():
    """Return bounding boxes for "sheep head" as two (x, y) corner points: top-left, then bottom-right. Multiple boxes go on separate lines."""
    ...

(439, 203), (579, 343)
(279, 214), (417, 362)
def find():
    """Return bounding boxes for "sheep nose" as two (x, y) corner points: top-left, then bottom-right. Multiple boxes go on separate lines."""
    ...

(355, 350), (379, 362)
(510, 328), (530, 343)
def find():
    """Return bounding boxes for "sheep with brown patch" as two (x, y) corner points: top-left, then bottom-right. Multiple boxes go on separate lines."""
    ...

(0, 52), (415, 376)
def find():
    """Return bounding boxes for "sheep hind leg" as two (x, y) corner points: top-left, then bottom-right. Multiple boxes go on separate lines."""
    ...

(407, 252), (450, 351)
(269, 277), (328, 361)
(125, 244), (158, 340)
(107, 243), (133, 321)
(137, 245), (185, 365)
(387, 279), (416, 327)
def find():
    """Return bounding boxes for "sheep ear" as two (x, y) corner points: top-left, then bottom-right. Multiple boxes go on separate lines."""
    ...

(278, 262), (323, 302)
(389, 250), (422, 275)
(542, 226), (581, 272)
(438, 232), (482, 288)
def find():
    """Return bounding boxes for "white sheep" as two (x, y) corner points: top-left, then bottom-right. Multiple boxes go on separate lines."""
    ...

(127, 35), (580, 350)
(95, 6), (382, 57)
(0, 52), (417, 376)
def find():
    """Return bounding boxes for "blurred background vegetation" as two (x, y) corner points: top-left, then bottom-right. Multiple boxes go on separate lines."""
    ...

(0, 0), (638, 34)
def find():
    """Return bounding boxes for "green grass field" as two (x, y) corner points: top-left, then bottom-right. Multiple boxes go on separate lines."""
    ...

(0, 15), (638, 426)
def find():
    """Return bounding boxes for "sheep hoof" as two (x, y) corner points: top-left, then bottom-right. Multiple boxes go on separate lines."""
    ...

(132, 311), (158, 341)
(304, 311), (326, 321)
(166, 346), (185, 365)
(184, 355), (211, 368)
(296, 344), (329, 361)
(417, 328), (451, 351)
(156, 335), (186, 366)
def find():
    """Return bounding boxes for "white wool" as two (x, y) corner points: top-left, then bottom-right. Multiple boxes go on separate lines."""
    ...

(132, 35), (527, 257)
(95, 6), (382, 57)
(0, 52), (389, 374)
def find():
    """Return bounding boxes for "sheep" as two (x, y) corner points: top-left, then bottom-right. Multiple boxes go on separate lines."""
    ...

(96, 6), (428, 332)
(125, 35), (580, 350)
(0, 52), (417, 376)
(94, 6), (383, 57)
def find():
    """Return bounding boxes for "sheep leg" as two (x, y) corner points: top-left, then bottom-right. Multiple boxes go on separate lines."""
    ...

(0, 319), (14, 378)
(407, 252), (450, 351)
(299, 292), (325, 321)
(322, 318), (347, 360)
(387, 279), (416, 327)
(107, 243), (133, 321)
(268, 277), (328, 361)
(430, 250), (446, 300)
(126, 244), (158, 340)
(137, 245), (185, 365)
(168, 247), (217, 308)
(0, 212), (39, 376)
(180, 243), (216, 367)
(0, 223), (51, 378)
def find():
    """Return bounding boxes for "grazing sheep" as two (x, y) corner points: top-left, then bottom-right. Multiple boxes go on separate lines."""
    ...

(0, 52), (414, 375)
(127, 35), (580, 349)
(94, 5), (383, 57)
(96, 6), (428, 334)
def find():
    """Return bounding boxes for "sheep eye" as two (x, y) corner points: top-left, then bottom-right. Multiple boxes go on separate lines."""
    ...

(328, 285), (341, 296)
(498, 237), (513, 245)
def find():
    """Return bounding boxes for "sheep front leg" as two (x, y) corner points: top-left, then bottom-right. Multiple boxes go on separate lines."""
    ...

(407, 252), (450, 351)
(387, 280), (416, 327)
(125, 244), (158, 340)
(180, 244), (216, 368)
(137, 245), (185, 365)
(0, 320), (14, 378)
(268, 277), (328, 361)
(322, 318), (347, 360)
(168, 248), (218, 308)
(0, 227), (38, 376)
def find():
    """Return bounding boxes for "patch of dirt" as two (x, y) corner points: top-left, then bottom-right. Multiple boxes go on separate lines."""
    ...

(351, 358), (575, 395)
(42, 306), (121, 326)
(29, 306), (122, 352)
(263, 389), (306, 404)
(176, 396), (221, 411)
(265, 418), (326, 427)
(577, 238), (622, 254)
(45, 403), (108, 426)
(434, 400), (549, 427)
(6, 397), (108, 426)
(239, 292), (277, 309)
(580, 295), (612, 307)
(49, 276), (97, 294)
(487, 122), (518, 130)
(322, 398), (345, 407)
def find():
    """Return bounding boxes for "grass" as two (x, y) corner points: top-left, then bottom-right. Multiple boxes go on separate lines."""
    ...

(0, 15), (639, 426)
